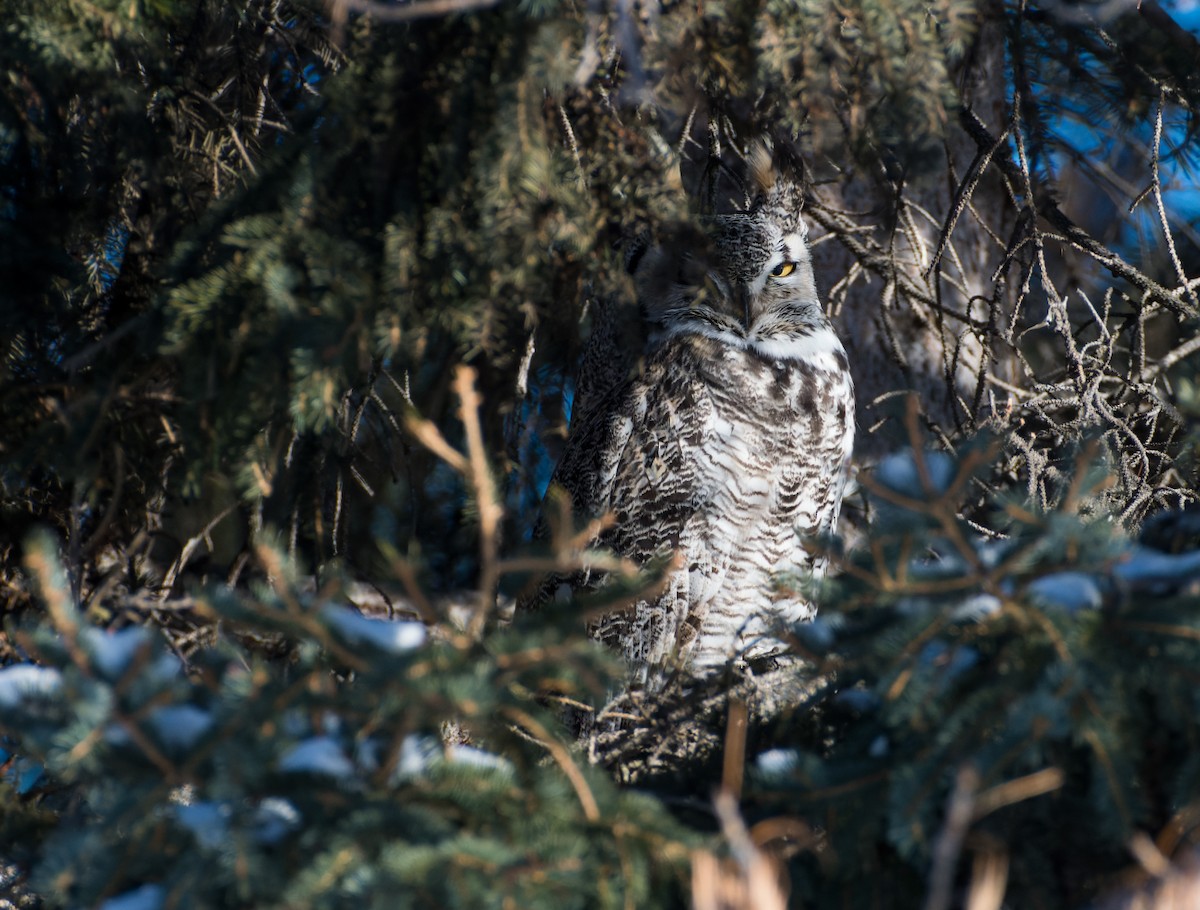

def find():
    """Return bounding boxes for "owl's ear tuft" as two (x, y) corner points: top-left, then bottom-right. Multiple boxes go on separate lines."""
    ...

(749, 143), (805, 219)
(750, 144), (776, 195)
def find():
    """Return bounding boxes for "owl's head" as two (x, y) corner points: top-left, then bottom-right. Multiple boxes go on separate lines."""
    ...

(632, 148), (821, 343)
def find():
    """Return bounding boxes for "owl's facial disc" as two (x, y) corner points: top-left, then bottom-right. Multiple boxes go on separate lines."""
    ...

(744, 231), (807, 303)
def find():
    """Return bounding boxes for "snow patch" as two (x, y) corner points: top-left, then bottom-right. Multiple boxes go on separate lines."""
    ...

(447, 744), (511, 773)
(1113, 547), (1200, 589)
(99, 884), (164, 910)
(254, 797), (302, 845)
(1028, 572), (1104, 612)
(0, 665), (62, 708)
(174, 802), (231, 850)
(279, 736), (355, 778)
(392, 735), (510, 778)
(397, 734), (440, 777)
(83, 626), (153, 679)
(149, 706), (213, 751)
(755, 748), (799, 775)
(791, 616), (837, 651)
(875, 450), (956, 498)
(952, 593), (1003, 621)
(321, 605), (426, 653)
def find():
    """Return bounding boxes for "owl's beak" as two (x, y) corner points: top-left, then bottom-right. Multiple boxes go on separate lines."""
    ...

(735, 285), (753, 333)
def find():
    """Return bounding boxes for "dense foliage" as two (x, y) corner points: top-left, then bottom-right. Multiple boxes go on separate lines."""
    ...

(3, 0), (1200, 907)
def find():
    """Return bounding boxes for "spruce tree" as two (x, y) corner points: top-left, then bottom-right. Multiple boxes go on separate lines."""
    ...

(2, 0), (1200, 907)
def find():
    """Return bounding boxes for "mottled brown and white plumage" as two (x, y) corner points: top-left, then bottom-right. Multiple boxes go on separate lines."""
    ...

(541, 155), (854, 680)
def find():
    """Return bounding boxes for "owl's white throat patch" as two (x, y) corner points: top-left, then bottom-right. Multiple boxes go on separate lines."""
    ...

(747, 330), (846, 365)
(677, 322), (848, 372)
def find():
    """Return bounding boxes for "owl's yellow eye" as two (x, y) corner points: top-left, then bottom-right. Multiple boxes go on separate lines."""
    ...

(770, 261), (797, 279)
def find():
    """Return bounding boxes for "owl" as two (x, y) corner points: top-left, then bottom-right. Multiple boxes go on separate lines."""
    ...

(536, 152), (854, 683)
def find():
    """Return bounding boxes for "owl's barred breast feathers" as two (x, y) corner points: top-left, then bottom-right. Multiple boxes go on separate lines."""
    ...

(531, 153), (855, 681)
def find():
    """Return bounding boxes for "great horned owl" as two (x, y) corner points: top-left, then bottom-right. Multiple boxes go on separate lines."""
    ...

(538, 152), (854, 681)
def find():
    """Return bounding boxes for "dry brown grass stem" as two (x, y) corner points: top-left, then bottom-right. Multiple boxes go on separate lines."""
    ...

(965, 847), (1009, 910)
(721, 699), (748, 800)
(404, 366), (503, 639)
(159, 503), (238, 599)
(691, 791), (787, 910)
(971, 767), (1064, 819)
(924, 765), (981, 910)
(451, 367), (503, 638)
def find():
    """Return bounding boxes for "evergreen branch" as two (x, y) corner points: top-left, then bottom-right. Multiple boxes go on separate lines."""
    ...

(328, 0), (501, 23)
(1150, 333), (1200, 378)
(253, 544), (368, 671)
(108, 705), (179, 781)
(497, 550), (637, 579)
(378, 544), (438, 623)
(402, 368), (502, 634)
(22, 536), (84, 663)
(1082, 726), (1133, 830)
(806, 201), (935, 311)
(1112, 621), (1200, 644)
(1137, 0), (1200, 69)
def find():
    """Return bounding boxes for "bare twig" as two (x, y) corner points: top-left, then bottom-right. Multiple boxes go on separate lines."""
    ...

(927, 123), (1012, 279)
(159, 504), (238, 599)
(1149, 92), (1198, 311)
(515, 330), (536, 400)
(959, 106), (1193, 317)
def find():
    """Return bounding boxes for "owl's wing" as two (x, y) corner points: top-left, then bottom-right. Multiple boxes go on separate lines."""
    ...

(525, 339), (709, 617)
(569, 295), (645, 444)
